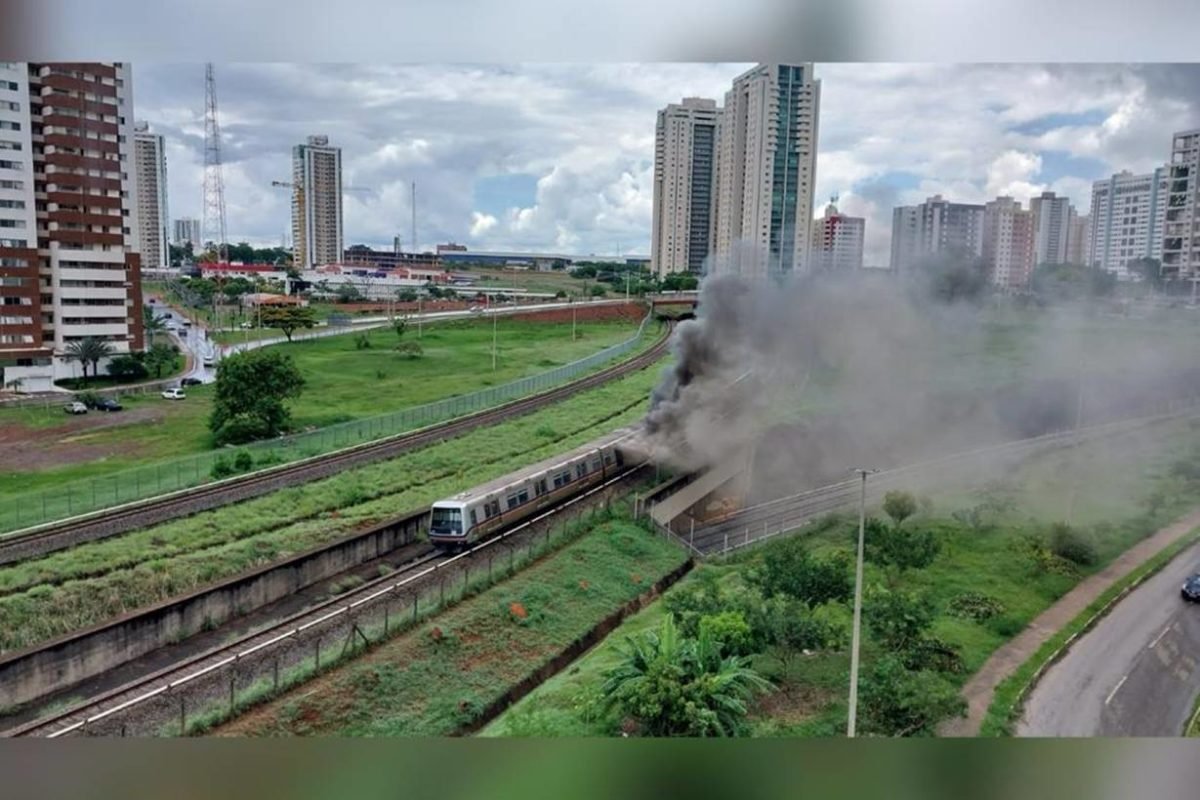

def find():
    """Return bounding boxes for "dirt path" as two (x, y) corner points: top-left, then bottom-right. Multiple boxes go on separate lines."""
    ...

(940, 506), (1200, 736)
(0, 407), (168, 472)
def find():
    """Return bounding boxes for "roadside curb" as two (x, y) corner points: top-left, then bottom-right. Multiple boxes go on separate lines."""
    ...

(997, 528), (1200, 735)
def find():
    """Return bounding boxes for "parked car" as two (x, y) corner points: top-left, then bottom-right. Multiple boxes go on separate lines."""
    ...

(63, 401), (88, 415)
(239, 321), (255, 329)
(95, 397), (123, 412)
(180, 377), (203, 387)
(469, 305), (484, 314)
(161, 387), (187, 400)
(202, 357), (215, 367)
(1182, 574), (1200, 602)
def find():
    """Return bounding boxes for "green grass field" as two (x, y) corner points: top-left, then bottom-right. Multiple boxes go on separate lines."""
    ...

(212, 514), (687, 737)
(483, 415), (1200, 737)
(0, 316), (648, 503)
(0, 364), (666, 655)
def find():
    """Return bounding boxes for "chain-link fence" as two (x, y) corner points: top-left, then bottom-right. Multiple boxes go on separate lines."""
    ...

(0, 313), (657, 536)
(45, 491), (633, 737)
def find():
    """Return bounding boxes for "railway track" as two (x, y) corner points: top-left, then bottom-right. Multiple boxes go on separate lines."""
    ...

(0, 322), (672, 567)
(682, 404), (1200, 556)
(11, 464), (647, 738)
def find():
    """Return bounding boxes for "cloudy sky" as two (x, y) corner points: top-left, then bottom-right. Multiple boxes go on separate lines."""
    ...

(134, 63), (1200, 266)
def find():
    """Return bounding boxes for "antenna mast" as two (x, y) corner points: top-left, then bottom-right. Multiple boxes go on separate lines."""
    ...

(202, 63), (228, 263)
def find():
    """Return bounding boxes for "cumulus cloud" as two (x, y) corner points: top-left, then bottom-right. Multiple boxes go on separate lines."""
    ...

(132, 62), (1200, 261)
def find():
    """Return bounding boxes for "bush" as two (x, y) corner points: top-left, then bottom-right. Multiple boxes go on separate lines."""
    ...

(354, 332), (372, 350)
(858, 656), (966, 736)
(213, 413), (274, 447)
(986, 614), (1025, 638)
(747, 536), (851, 606)
(395, 341), (424, 358)
(883, 491), (917, 527)
(947, 591), (1005, 622)
(1048, 522), (1097, 566)
(106, 354), (148, 381)
(211, 456), (235, 479)
(233, 449), (254, 472)
(76, 390), (102, 409)
(864, 588), (934, 653)
(698, 611), (754, 657)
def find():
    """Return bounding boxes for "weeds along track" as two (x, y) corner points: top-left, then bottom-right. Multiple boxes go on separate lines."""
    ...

(10, 465), (651, 738)
(0, 392), (653, 604)
(0, 323), (671, 567)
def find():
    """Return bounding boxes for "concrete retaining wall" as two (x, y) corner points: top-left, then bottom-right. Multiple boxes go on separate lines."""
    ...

(0, 510), (428, 711)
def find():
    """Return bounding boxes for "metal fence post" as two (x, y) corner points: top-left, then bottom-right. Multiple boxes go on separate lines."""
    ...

(179, 694), (187, 736)
(724, 532), (729, 553)
(273, 657), (280, 692)
(314, 638), (322, 671)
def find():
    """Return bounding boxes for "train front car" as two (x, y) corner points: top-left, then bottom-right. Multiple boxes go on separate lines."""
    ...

(428, 501), (469, 550)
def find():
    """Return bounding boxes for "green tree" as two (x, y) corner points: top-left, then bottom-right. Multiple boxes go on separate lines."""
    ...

(335, 283), (363, 303)
(747, 536), (852, 606)
(142, 307), (169, 344)
(144, 342), (178, 378)
(396, 289), (419, 303)
(864, 588), (933, 653)
(209, 349), (305, 445)
(391, 315), (409, 341)
(258, 305), (317, 342)
(882, 491), (917, 528)
(858, 656), (966, 736)
(872, 525), (941, 572)
(66, 337), (114, 384)
(600, 615), (772, 737)
(106, 354), (147, 381)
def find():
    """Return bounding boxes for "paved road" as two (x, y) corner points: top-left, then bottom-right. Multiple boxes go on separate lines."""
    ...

(1017, 537), (1200, 736)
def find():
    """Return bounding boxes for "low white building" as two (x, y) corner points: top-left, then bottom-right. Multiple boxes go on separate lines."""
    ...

(810, 201), (865, 271)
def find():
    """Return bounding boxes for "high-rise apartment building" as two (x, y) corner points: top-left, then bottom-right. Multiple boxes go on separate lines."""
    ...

(1163, 129), (1200, 283)
(651, 97), (720, 277)
(133, 121), (168, 268)
(173, 217), (200, 247)
(810, 200), (864, 271)
(1066, 213), (1090, 266)
(889, 195), (985, 272)
(983, 196), (1035, 290)
(291, 135), (343, 269)
(1029, 190), (1074, 266)
(713, 63), (820, 279)
(0, 62), (143, 392)
(1087, 167), (1169, 279)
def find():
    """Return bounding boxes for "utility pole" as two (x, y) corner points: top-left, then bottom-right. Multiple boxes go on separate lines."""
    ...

(492, 307), (498, 371)
(847, 467), (878, 738)
(572, 299), (577, 341)
(411, 182), (417, 258)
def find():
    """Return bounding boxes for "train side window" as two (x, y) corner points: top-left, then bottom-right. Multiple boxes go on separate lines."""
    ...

(592, 456), (603, 472)
(470, 509), (477, 525)
(490, 499), (501, 516)
(506, 494), (519, 510)
(517, 489), (529, 504)
(604, 453), (613, 465)
(535, 479), (547, 496)
(575, 462), (587, 479)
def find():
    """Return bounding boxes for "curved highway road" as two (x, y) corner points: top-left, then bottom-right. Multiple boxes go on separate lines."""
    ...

(1017, 538), (1200, 736)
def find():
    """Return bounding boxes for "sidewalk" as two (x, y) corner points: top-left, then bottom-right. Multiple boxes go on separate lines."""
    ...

(940, 506), (1200, 736)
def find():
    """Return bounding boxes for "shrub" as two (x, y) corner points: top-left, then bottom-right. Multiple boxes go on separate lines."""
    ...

(213, 413), (274, 447)
(1048, 522), (1097, 566)
(76, 390), (102, 408)
(354, 332), (372, 350)
(106, 354), (148, 381)
(233, 449), (254, 472)
(396, 341), (424, 358)
(864, 588), (934, 653)
(697, 611), (754, 657)
(747, 536), (851, 606)
(210, 456), (235, 479)
(858, 656), (966, 736)
(986, 614), (1026, 638)
(947, 591), (1005, 622)
(883, 491), (918, 527)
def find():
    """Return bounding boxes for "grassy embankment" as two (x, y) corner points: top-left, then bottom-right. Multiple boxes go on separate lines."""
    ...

(0, 316), (651, 504)
(208, 512), (687, 736)
(0, 364), (664, 656)
(484, 415), (1200, 736)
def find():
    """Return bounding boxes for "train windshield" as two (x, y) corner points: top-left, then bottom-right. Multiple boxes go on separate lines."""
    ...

(431, 507), (463, 533)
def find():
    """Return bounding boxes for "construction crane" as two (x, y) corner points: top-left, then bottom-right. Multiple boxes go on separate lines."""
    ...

(270, 181), (372, 267)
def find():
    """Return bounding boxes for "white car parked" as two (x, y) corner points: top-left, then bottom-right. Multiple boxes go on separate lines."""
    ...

(64, 401), (88, 415)
(161, 387), (187, 400)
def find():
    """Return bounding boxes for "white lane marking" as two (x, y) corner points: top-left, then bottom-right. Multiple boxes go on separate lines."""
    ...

(1105, 674), (1129, 706)
(1150, 625), (1173, 649)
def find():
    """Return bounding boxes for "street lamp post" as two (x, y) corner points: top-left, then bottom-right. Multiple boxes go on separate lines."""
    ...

(847, 466), (878, 738)
(492, 307), (498, 371)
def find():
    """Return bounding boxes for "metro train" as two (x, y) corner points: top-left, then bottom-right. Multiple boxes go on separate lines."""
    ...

(428, 428), (640, 550)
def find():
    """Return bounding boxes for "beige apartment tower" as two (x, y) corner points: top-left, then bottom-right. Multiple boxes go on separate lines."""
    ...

(651, 97), (720, 278)
(133, 121), (169, 268)
(1163, 129), (1200, 283)
(292, 135), (343, 268)
(713, 63), (821, 279)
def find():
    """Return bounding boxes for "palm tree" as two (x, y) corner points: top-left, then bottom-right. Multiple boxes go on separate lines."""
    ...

(143, 306), (169, 344)
(600, 615), (772, 737)
(66, 337), (114, 384)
